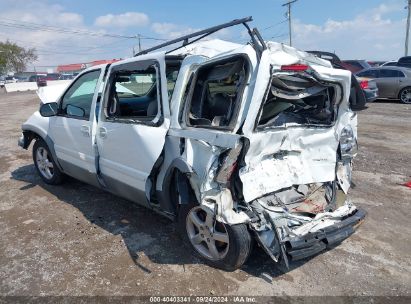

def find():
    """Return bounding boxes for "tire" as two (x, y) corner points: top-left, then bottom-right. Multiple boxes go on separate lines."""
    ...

(178, 202), (252, 271)
(32, 139), (64, 185)
(399, 87), (411, 104)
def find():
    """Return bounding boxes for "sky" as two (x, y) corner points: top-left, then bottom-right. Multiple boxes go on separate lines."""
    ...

(0, 0), (407, 70)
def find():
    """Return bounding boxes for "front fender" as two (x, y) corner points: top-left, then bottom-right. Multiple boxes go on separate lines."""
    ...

(21, 111), (50, 139)
(18, 112), (63, 171)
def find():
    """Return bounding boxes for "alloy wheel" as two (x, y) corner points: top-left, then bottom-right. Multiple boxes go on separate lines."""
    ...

(400, 88), (411, 104)
(36, 147), (54, 180)
(186, 206), (229, 261)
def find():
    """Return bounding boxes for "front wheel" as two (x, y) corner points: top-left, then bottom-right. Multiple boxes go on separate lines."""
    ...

(178, 203), (252, 271)
(399, 87), (411, 104)
(33, 139), (64, 185)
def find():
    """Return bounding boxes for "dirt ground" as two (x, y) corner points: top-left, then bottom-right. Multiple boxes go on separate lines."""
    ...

(0, 90), (410, 297)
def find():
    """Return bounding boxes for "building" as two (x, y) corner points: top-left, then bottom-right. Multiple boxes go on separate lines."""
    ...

(56, 59), (120, 74)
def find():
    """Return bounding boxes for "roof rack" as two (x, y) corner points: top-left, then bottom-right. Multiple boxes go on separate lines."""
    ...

(135, 16), (266, 57)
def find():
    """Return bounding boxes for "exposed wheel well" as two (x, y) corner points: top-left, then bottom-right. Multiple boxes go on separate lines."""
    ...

(21, 130), (41, 149)
(170, 169), (198, 218)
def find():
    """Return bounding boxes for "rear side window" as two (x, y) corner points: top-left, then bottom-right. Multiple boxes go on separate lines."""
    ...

(184, 56), (248, 129)
(380, 69), (401, 78)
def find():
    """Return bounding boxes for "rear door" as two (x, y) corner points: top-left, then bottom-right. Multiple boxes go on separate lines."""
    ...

(376, 69), (400, 98)
(96, 54), (170, 206)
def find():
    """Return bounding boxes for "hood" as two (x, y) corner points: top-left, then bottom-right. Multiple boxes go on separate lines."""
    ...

(37, 81), (71, 104)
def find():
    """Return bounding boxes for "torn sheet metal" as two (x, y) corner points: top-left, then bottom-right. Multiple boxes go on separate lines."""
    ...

(239, 126), (339, 202)
(238, 45), (356, 202)
(336, 161), (353, 194)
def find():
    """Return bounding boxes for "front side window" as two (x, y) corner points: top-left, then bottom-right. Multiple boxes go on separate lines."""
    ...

(184, 57), (248, 129)
(61, 70), (101, 119)
(106, 63), (160, 121)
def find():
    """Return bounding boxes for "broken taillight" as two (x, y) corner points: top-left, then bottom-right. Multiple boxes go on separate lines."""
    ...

(359, 80), (369, 90)
(281, 64), (309, 72)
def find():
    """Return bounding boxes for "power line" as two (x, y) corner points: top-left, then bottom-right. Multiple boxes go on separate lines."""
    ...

(261, 19), (288, 31)
(0, 18), (167, 41)
(0, 21), (134, 39)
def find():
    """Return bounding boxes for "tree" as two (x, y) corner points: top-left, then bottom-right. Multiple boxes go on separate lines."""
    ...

(0, 41), (37, 74)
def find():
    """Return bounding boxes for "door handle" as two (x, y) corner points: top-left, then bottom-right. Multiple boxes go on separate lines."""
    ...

(99, 127), (107, 138)
(80, 125), (90, 137)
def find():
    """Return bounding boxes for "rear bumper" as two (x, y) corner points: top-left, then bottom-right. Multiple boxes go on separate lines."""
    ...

(285, 208), (366, 261)
(364, 89), (378, 103)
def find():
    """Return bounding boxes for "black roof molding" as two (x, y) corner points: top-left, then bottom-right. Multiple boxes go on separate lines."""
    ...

(135, 16), (266, 59)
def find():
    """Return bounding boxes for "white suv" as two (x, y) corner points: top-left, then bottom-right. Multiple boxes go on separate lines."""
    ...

(18, 18), (365, 271)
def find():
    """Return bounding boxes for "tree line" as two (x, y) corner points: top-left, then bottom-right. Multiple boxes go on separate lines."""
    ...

(0, 41), (37, 74)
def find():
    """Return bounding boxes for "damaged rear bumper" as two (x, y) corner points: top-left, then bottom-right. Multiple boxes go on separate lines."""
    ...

(252, 204), (366, 266)
(285, 208), (366, 261)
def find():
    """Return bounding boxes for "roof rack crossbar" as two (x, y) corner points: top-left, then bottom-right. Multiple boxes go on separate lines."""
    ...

(135, 16), (253, 56)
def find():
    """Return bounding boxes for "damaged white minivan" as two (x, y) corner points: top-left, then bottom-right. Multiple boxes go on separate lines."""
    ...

(18, 17), (365, 271)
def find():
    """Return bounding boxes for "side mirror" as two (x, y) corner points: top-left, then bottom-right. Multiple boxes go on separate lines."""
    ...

(39, 102), (58, 117)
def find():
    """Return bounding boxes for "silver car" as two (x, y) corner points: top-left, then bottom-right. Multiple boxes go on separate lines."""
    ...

(356, 66), (411, 104)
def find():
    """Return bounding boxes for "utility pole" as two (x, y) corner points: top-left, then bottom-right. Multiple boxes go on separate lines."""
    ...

(137, 34), (142, 52)
(282, 0), (298, 47)
(405, 0), (411, 56)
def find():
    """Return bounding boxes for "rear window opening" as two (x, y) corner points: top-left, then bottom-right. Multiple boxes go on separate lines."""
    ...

(184, 56), (248, 129)
(257, 73), (338, 129)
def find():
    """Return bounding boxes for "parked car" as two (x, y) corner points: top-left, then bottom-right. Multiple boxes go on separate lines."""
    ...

(36, 77), (47, 87)
(381, 61), (397, 67)
(307, 51), (371, 108)
(356, 66), (411, 103)
(5, 76), (17, 84)
(397, 56), (411, 69)
(18, 18), (365, 271)
(45, 73), (60, 81)
(368, 61), (386, 67)
(341, 60), (372, 73)
(356, 76), (378, 103)
(29, 74), (47, 82)
(59, 74), (74, 80)
(0, 76), (5, 88)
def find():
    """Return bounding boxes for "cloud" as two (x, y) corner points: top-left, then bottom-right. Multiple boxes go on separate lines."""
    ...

(292, 2), (405, 60)
(0, 2), (136, 68)
(95, 12), (149, 28)
(151, 22), (197, 39)
(151, 22), (233, 42)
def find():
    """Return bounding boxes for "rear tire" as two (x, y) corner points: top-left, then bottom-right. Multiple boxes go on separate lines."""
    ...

(399, 87), (411, 104)
(33, 139), (64, 185)
(178, 202), (252, 271)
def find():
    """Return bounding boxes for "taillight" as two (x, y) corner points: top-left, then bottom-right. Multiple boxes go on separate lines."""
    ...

(281, 64), (309, 72)
(359, 80), (369, 89)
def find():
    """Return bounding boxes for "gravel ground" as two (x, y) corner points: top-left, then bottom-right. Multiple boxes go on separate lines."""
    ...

(0, 90), (410, 297)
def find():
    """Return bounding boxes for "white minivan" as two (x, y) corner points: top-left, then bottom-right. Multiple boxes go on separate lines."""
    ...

(18, 18), (365, 271)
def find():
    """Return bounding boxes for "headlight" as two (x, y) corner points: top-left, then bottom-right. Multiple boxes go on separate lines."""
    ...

(340, 126), (358, 160)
